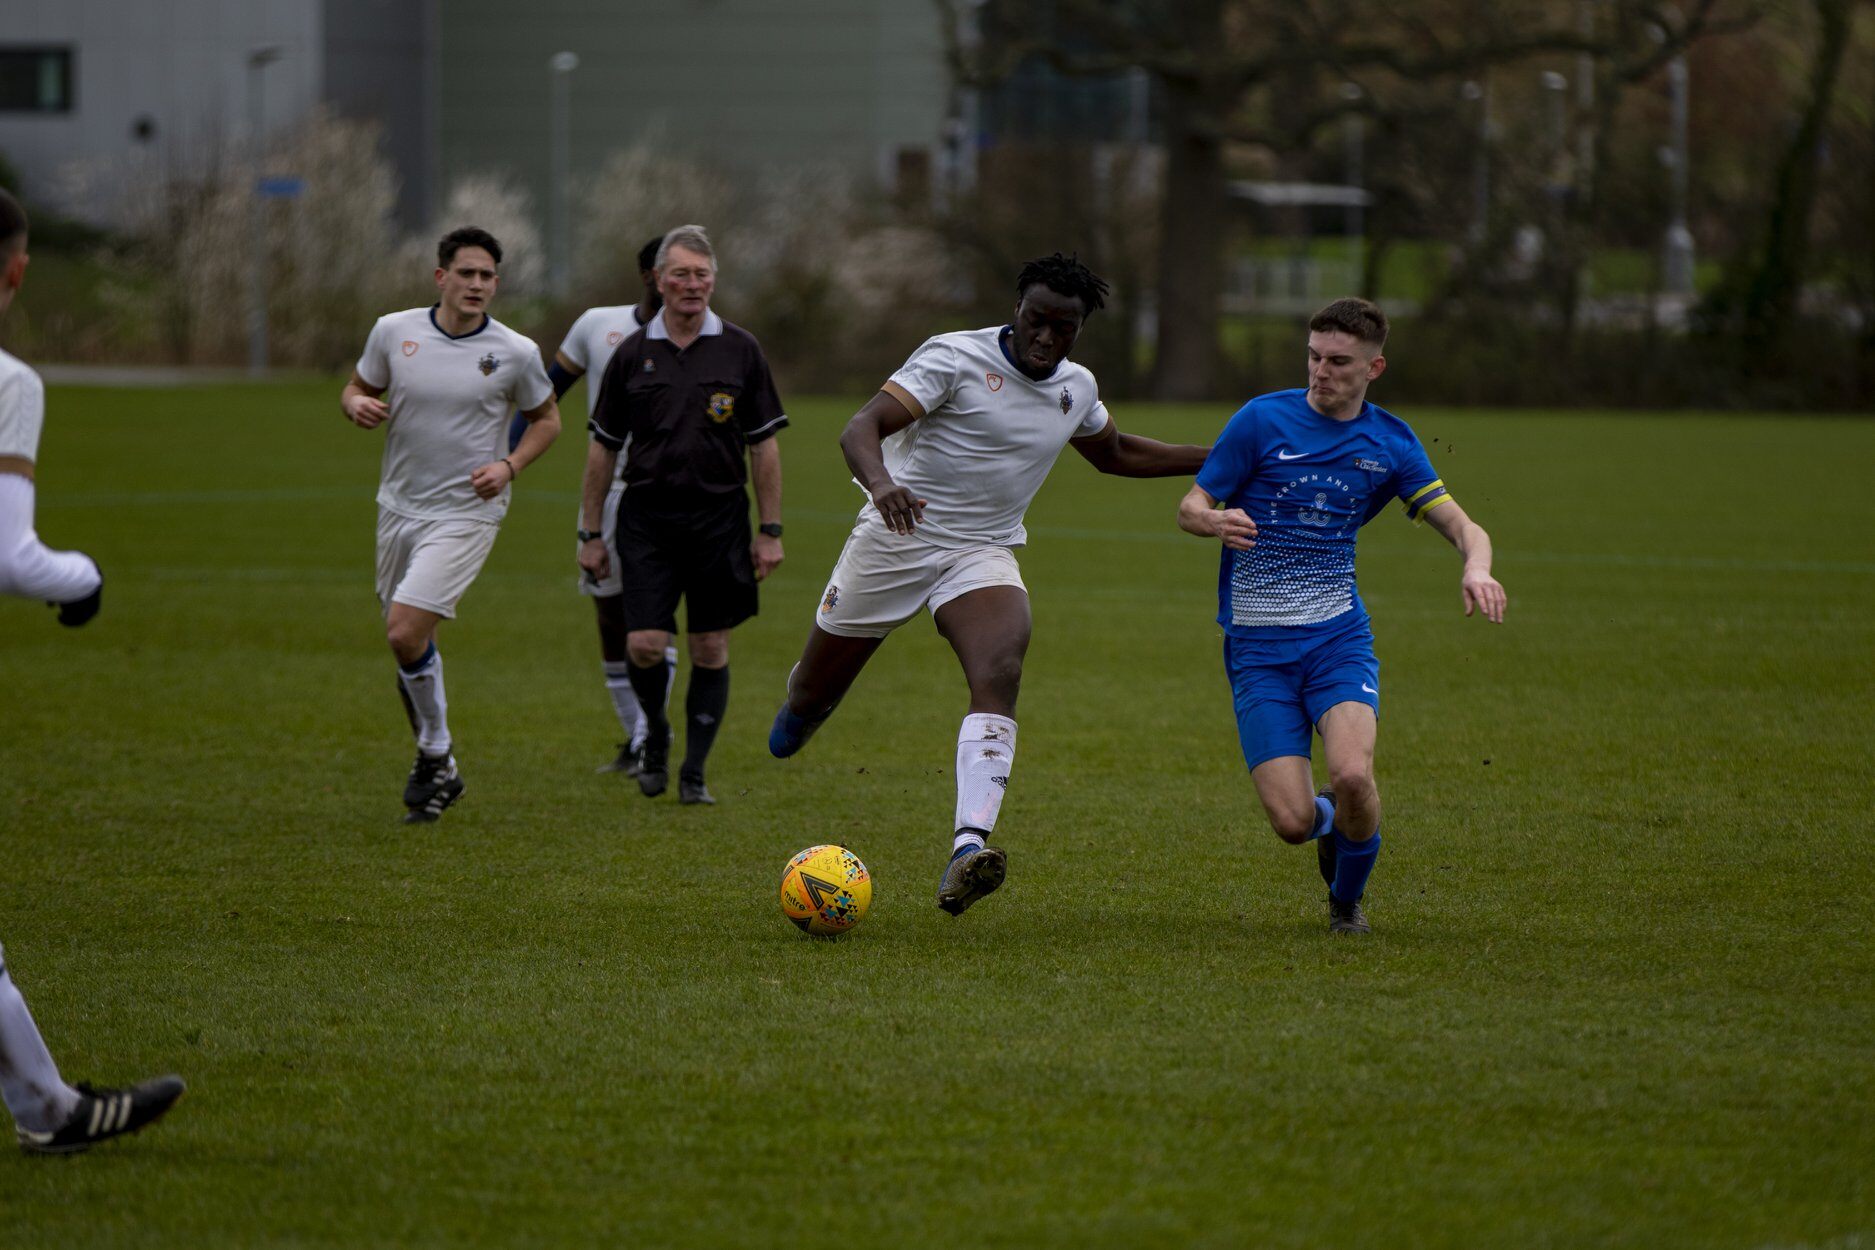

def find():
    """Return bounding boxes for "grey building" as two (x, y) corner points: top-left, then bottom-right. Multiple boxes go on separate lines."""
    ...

(1, 0), (960, 233)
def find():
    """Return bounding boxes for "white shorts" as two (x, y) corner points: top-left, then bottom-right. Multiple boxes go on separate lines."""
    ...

(814, 522), (1026, 639)
(577, 479), (626, 598)
(376, 509), (500, 619)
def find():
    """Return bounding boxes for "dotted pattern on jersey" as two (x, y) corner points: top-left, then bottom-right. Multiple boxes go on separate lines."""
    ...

(1229, 469), (1364, 628)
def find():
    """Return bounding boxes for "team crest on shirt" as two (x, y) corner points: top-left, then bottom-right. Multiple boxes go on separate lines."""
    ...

(606, 331), (624, 346)
(477, 352), (499, 376)
(820, 585), (840, 614)
(986, 372), (1003, 392)
(643, 359), (656, 373)
(1059, 387), (1073, 414)
(401, 340), (418, 357)
(708, 391), (736, 422)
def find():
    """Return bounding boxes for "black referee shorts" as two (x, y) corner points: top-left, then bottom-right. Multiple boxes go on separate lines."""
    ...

(614, 490), (758, 635)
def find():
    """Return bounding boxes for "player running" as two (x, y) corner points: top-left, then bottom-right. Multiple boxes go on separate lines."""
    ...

(0, 188), (185, 1154)
(341, 227), (559, 823)
(508, 233), (679, 776)
(769, 253), (1208, 915)
(0, 188), (102, 626)
(1178, 298), (1507, 934)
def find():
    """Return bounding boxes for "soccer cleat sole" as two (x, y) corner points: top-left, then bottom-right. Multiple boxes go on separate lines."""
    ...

(937, 846), (1006, 916)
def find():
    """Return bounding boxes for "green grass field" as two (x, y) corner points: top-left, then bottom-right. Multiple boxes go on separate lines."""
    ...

(2, 381), (1871, 1248)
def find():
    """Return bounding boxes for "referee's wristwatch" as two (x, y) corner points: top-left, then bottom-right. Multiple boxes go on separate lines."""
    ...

(758, 523), (784, 538)
(577, 529), (603, 542)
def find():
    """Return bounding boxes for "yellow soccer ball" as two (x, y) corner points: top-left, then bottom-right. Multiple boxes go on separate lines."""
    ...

(780, 844), (872, 937)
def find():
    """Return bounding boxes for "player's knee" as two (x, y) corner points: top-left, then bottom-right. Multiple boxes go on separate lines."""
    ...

(1329, 770), (1377, 813)
(1271, 810), (1315, 845)
(688, 634), (729, 668)
(384, 618), (428, 662)
(625, 640), (665, 668)
(970, 653), (1024, 705)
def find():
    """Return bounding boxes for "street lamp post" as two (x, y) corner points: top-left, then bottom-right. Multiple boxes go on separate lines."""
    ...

(548, 51), (578, 298)
(247, 44), (284, 377)
(1340, 82), (1364, 289)
(1461, 80), (1489, 246)
(1662, 54), (1695, 296)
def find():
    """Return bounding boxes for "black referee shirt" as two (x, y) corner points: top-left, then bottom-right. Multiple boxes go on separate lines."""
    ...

(588, 309), (787, 502)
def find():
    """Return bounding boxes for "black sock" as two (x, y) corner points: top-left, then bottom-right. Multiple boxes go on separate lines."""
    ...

(628, 661), (671, 741)
(681, 664), (730, 780)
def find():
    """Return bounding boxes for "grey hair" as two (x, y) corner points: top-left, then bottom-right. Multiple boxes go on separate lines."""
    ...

(655, 224), (715, 272)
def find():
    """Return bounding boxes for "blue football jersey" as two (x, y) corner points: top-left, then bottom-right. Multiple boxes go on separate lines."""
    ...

(1195, 389), (1450, 638)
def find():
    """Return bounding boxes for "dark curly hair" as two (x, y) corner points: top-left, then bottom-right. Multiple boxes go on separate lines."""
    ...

(438, 226), (502, 268)
(1016, 252), (1109, 316)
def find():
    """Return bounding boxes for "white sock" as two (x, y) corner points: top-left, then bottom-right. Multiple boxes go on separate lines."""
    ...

(0, 475), (102, 604)
(396, 646), (451, 756)
(604, 660), (646, 748)
(952, 829), (985, 855)
(0, 955), (80, 1133)
(953, 713), (1017, 841)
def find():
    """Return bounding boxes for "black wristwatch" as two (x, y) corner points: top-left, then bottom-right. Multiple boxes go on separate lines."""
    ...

(758, 522), (784, 538)
(577, 529), (603, 542)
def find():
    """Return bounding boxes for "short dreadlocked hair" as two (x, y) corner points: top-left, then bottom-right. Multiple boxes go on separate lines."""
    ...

(1016, 253), (1109, 316)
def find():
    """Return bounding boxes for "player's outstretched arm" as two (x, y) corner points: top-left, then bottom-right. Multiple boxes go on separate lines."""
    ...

(1177, 484), (1256, 550)
(1070, 419), (1209, 478)
(1423, 500), (1506, 623)
(840, 387), (927, 535)
(340, 371), (389, 429)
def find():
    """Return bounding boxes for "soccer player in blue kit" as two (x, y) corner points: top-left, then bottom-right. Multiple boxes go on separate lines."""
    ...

(1178, 298), (1507, 933)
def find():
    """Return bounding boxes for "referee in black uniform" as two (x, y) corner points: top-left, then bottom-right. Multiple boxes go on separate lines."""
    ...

(578, 224), (787, 805)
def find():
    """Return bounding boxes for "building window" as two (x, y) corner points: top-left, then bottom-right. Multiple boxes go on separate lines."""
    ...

(0, 47), (75, 114)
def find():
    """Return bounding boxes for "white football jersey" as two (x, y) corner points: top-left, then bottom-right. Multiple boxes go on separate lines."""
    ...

(872, 327), (1110, 548)
(0, 347), (47, 463)
(356, 308), (553, 523)
(558, 304), (648, 416)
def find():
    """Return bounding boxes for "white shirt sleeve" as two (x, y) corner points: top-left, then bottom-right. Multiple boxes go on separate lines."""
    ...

(886, 336), (960, 416)
(355, 316), (392, 389)
(557, 309), (598, 373)
(1075, 397), (1110, 439)
(510, 337), (555, 412)
(0, 363), (46, 462)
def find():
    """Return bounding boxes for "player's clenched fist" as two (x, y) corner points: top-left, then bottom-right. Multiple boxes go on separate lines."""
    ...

(1212, 507), (1257, 551)
(468, 459), (515, 499)
(343, 394), (389, 428)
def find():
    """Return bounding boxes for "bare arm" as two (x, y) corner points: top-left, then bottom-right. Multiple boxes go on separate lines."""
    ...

(1070, 417), (1209, 478)
(1422, 499), (1507, 623)
(748, 436), (783, 581)
(470, 396), (560, 500)
(1177, 483), (1257, 551)
(577, 438), (620, 582)
(839, 384), (927, 535)
(340, 370), (388, 428)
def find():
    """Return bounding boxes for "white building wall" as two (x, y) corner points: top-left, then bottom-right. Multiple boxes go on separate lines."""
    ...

(0, 0), (323, 225)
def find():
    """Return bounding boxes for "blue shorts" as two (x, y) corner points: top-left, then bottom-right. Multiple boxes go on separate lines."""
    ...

(1224, 616), (1380, 771)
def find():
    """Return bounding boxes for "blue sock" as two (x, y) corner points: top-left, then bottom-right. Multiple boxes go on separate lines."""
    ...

(398, 641), (437, 676)
(1309, 795), (1335, 840)
(1330, 829), (1380, 905)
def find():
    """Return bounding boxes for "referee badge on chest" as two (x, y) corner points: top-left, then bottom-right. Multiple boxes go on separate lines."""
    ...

(477, 352), (499, 376)
(708, 391), (736, 422)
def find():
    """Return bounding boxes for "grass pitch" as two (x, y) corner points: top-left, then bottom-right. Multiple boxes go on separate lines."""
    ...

(2, 380), (1871, 1248)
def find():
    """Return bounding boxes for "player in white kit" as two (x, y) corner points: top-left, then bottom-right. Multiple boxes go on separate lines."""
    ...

(341, 227), (559, 823)
(0, 188), (186, 1153)
(516, 235), (680, 775)
(768, 254), (1209, 914)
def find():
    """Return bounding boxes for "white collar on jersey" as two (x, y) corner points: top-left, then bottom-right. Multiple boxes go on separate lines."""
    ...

(645, 308), (723, 340)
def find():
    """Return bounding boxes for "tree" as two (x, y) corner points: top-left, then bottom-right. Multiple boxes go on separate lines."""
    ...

(943, 0), (1738, 399)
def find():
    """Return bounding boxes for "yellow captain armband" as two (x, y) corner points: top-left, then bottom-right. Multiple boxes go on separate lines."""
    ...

(1402, 479), (1453, 523)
